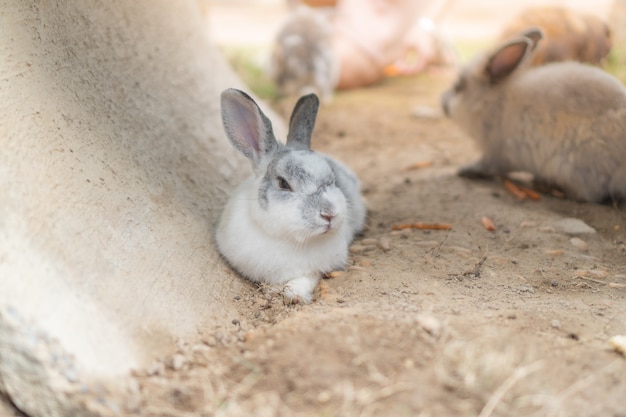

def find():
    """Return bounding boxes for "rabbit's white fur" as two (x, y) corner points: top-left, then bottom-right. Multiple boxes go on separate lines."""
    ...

(442, 28), (626, 203)
(216, 89), (365, 303)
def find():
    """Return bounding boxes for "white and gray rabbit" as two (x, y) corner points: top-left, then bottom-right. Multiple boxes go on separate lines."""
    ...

(216, 88), (366, 303)
(441, 28), (626, 203)
(269, 5), (338, 102)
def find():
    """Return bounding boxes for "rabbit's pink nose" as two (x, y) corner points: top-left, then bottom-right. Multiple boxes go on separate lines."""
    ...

(320, 211), (334, 223)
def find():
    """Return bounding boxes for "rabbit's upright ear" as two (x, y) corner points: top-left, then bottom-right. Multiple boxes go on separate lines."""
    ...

(519, 28), (543, 50)
(221, 88), (278, 167)
(486, 37), (535, 84)
(286, 93), (320, 150)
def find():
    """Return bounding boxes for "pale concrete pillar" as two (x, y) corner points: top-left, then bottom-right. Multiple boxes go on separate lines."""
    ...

(0, 1), (274, 415)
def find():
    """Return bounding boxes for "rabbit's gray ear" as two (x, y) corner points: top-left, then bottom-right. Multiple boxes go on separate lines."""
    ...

(221, 88), (278, 167)
(286, 93), (320, 150)
(486, 38), (534, 84)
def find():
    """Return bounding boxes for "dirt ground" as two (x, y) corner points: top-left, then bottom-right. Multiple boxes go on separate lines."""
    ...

(122, 8), (626, 416)
(4, 3), (624, 417)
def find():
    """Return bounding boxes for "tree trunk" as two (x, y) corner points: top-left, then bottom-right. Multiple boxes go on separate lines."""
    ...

(0, 1), (272, 415)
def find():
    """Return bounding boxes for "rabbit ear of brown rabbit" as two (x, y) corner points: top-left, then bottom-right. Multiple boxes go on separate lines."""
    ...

(286, 93), (320, 151)
(486, 29), (542, 84)
(519, 27), (543, 50)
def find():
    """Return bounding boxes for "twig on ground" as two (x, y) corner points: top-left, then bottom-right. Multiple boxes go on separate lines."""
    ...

(426, 233), (450, 256)
(392, 222), (452, 231)
(463, 252), (488, 278)
(575, 275), (607, 286)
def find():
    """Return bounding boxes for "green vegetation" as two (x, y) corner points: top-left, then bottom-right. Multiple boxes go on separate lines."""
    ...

(606, 47), (626, 83)
(221, 41), (626, 99)
(220, 46), (277, 99)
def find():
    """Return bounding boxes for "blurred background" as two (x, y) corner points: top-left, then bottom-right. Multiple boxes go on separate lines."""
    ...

(201, 0), (624, 100)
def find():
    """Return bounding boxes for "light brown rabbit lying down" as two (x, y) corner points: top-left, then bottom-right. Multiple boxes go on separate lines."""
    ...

(441, 28), (626, 203)
(499, 6), (611, 66)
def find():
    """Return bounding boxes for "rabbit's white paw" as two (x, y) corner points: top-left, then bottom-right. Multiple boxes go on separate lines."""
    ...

(283, 276), (319, 304)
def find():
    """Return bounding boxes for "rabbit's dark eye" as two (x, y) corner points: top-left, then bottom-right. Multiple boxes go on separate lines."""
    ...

(277, 176), (293, 192)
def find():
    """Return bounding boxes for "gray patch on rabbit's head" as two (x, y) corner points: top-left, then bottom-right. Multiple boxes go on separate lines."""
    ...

(258, 149), (339, 221)
(279, 152), (316, 185)
(258, 149), (315, 209)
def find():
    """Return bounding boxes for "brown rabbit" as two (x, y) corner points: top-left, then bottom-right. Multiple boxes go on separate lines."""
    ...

(441, 28), (626, 203)
(499, 6), (611, 66)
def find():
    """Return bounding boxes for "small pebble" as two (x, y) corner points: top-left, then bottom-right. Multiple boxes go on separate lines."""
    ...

(176, 338), (188, 351)
(609, 335), (626, 356)
(349, 244), (374, 254)
(519, 220), (538, 228)
(551, 319), (561, 329)
(517, 285), (535, 294)
(191, 344), (210, 354)
(348, 265), (368, 272)
(170, 353), (186, 370)
(147, 361), (165, 376)
(411, 105), (442, 119)
(378, 237), (391, 252)
(553, 218), (597, 235)
(358, 259), (373, 267)
(569, 237), (588, 252)
(359, 238), (378, 246)
(416, 314), (442, 338)
(349, 244), (366, 254)
(508, 171), (534, 183)
(317, 391), (332, 403)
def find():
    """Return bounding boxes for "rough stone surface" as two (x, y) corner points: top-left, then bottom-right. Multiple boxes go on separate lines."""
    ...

(0, 1), (282, 416)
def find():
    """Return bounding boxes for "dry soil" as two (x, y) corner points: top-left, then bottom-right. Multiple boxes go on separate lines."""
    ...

(5, 2), (626, 416)
(126, 64), (626, 417)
